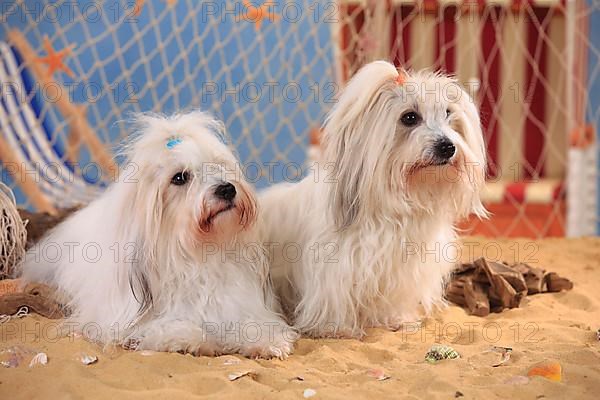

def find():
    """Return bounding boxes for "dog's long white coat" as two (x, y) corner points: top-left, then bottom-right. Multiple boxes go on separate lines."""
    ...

(261, 61), (487, 337)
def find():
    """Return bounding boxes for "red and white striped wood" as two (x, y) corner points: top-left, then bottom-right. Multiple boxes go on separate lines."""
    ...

(338, 0), (570, 186)
(482, 179), (565, 204)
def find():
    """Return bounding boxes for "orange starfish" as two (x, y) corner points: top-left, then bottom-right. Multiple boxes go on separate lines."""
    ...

(36, 36), (75, 79)
(133, 0), (146, 16)
(134, 0), (176, 17)
(241, 0), (279, 30)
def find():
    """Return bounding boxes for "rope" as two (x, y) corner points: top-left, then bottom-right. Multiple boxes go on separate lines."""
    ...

(0, 182), (27, 279)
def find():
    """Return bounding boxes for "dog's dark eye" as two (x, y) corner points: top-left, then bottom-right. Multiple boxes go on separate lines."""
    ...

(400, 111), (421, 127)
(446, 109), (451, 118)
(170, 171), (189, 186)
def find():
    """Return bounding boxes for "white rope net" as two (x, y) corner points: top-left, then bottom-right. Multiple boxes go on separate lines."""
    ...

(0, 0), (598, 238)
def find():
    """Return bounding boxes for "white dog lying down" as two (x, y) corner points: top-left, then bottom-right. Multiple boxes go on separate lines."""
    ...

(260, 61), (487, 338)
(19, 111), (296, 358)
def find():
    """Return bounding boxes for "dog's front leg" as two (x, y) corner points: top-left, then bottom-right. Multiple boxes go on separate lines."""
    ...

(231, 314), (298, 360)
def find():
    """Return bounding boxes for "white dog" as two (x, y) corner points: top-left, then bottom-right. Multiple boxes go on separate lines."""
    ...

(19, 111), (296, 358)
(260, 61), (487, 338)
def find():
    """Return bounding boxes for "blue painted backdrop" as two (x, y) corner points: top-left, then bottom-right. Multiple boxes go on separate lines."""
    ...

(0, 0), (337, 208)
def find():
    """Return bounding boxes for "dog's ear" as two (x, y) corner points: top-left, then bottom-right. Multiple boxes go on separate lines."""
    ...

(330, 138), (365, 230)
(322, 90), (375, 230)
(114, 165), (163, 318)
(321, 61), (400, 230)
(451, 83), (488, 218)
(235, 177), (258, 229)
(452, 84), (486, 169)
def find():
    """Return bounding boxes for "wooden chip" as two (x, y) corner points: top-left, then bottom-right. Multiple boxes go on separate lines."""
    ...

(463, 279), (490, 317)
(513, 263), (546, 294)
(475, 259), (517, 308)
(544, 272), (574, 292)
(445, 280), (467, 307)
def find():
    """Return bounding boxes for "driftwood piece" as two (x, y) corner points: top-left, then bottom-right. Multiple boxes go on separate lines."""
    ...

(463, 278), (490, 317)
(514, 263), (574, 294)
(513, 263), (546, 294)
(0, 283), (65, 319)
(445, 279), (467, 307)
(476, 258), (527, 309)
(545, 272), (574, 292)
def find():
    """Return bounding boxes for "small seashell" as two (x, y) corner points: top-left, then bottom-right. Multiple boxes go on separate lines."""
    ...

(223, 357), (241, 365)
(303, 388), (317, 398)
(489, 346), (513, 367)
(228, 370), (256, 381)
(527, 361), (562, 382)
(78, 353), (98, 365)
(1, 345), (31, 368)
(29, 352), (48, 367)
(367, 368), (390, 381)
(139, 350), (155, 356)
(0, 355), (19, 368)
(425, 344), (460, 363)
(504, 375), (530, 385)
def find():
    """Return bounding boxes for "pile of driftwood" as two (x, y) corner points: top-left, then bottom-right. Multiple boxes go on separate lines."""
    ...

(446, 257), (573, 317)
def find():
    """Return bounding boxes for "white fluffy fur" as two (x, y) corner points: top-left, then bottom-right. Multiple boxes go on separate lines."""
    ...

(260, 61), (487, 338)
(19, 111), (296, 358)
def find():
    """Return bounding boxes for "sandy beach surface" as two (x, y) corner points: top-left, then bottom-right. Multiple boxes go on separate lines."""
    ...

(1, 237), (599, 399)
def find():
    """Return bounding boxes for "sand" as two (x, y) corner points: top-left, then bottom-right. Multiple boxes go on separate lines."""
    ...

(1, 237), (599, 399)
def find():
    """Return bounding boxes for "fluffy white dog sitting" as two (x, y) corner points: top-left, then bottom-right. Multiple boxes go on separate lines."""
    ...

(260, 61), (487, 338)
(19, 111), (296, 358)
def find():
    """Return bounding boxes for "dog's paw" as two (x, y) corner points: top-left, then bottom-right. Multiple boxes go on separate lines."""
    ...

(382, 316), (422, 332)
(239, 332), (296, 360)
(240, 342), (293, 360)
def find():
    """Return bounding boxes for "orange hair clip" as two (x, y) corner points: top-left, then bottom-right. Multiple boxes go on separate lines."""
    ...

(395, 70), (406, 86)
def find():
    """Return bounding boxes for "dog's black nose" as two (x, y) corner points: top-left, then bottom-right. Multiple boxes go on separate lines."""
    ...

(215, 182), (236, 201)
(434, 138), (456, 160)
